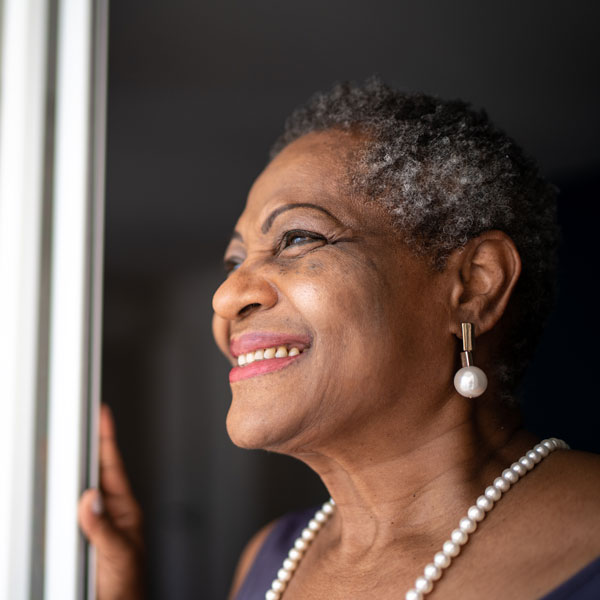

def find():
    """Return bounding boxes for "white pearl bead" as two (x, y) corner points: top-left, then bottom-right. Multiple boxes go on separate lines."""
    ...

(294, 538), (307, 551)
(485, 485), (501, 501)
(308, 519), (321, 531)
(476, 495), (493, 511)
(453, 366), (488, 398)
(543, 439), (556, 451)
(283, 558), (296, 571)
(314, 510), (327, 523)
(277, 568), (291, 582)
(406, 589), (423, 600)
(415, 576), (433, 593)
(459, 516), (477, 533)
(511, 462), (526, 476)
(502, 468), (519, 483)
(535, 443), (549, 457)
(265, 590), (280, 600)
(424, 563), (442, 581)
(527, 450), (542, 464)
(451, 528), (468, 545)
(301, 528), (315, 541)
(434, 551), (451, 569)
(288, 548), (302, 561)
(519, 456), (534, 470)
(443, 540), (460, 557)
(493, 476), (510, 492)
(271, 579), (285, 592)
(322, 502), (334, 514)
(467, 505), (485, 522)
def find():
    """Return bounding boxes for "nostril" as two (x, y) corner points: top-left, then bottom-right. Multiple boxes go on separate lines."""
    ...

(238, 302), (261, 318)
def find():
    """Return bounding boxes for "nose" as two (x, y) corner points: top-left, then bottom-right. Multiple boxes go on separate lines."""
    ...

(212, 262), (278, 322)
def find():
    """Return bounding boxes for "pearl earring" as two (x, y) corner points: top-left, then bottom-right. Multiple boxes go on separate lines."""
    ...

(453, 322), (488, 398)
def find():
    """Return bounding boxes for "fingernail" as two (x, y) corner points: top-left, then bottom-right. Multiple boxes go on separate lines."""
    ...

(92, 490), (104, 515)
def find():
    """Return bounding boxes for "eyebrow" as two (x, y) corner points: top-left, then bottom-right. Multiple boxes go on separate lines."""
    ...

(261, 202), (336, 234)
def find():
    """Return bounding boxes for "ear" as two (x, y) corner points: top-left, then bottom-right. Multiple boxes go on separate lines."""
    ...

(447, 230), (522, 338)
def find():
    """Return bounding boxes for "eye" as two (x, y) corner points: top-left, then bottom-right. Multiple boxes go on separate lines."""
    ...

(223, 258), (243, 275)
(280, 229), (326, 250)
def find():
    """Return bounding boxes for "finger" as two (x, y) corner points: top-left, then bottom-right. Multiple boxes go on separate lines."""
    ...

(78, 488), (139, 557)
(98, 405), (142, 535)
(99, 404), (134, 499)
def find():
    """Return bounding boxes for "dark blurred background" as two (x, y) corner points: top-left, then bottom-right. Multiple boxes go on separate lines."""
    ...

(103, 1), (600, 598)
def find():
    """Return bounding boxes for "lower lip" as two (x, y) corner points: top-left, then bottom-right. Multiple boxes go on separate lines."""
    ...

(229, 354), (304, 383)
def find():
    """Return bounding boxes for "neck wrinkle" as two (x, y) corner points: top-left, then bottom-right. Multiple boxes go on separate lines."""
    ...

(294, 396), (529, 558)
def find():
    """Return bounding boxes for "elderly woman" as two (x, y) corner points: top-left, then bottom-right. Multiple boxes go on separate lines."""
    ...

(79, 79), (600, 600)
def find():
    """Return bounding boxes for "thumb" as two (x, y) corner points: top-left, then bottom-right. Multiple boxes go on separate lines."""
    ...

(78, 488), (135, 559)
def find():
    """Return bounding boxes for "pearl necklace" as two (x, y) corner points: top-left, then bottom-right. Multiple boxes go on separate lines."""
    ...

(265, 438), (569, 600)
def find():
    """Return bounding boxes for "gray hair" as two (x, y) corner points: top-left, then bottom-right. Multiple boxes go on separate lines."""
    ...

(270, 78), (559, 396)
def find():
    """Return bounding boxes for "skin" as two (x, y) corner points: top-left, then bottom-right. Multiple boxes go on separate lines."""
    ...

(79, 129), (600, 599)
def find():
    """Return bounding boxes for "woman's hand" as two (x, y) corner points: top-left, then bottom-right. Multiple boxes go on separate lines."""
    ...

(78, 404), (145, 599)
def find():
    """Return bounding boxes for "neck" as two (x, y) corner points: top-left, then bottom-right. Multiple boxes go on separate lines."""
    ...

(292, 392), (534, 558)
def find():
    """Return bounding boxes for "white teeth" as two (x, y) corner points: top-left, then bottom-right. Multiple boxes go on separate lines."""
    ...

(237, 345), (305, 366)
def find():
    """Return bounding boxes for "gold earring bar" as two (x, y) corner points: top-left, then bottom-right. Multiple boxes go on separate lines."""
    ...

(461, 322), (473, 367)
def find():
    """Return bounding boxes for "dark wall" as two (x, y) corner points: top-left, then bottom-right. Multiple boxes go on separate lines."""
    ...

(104, 2), (600, 598)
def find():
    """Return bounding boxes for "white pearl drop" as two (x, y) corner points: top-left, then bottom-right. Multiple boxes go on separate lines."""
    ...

(424, 563), (442, 581)
(502, 468), (519, 483)
(405, 589), (423, 600)
(453, 366), (488, 398)
(467, 505), (485, 522)
(434, 551), (451, 569)
(451, 528), (468, 545)
(265, 590), (279, 600)
(443, 540), (460, 557)
(277, 568), (291, 582)
(459, 516), (477, 533)
(476, 495), (493, 511)
(415, 576), (433, 593)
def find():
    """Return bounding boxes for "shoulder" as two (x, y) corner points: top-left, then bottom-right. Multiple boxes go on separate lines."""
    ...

(228, 519), (278, 600)
(228, 507), (316, 600)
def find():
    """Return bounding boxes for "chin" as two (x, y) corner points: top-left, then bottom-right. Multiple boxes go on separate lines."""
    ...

(225, 397), (304, 451)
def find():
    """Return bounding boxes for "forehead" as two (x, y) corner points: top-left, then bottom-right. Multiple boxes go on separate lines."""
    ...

(237, 130), (385, 231)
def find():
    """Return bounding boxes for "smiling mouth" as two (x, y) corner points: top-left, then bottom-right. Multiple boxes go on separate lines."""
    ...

(229, 344), (307, 383)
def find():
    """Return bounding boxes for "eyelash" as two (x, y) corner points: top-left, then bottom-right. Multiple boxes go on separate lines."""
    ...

(223, 229), (327, 275)
(279, 229), (327, 250)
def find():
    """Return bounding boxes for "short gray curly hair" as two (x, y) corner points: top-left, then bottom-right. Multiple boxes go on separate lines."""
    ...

(270, 78), (559, 396)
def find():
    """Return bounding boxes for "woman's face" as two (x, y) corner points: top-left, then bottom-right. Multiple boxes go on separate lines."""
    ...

(212, 130), (456, 454)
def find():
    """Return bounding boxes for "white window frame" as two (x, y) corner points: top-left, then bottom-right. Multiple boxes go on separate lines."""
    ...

(0, 0), (109, 598)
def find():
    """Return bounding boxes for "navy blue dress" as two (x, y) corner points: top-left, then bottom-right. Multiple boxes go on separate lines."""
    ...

(235, 508), (600, 600)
